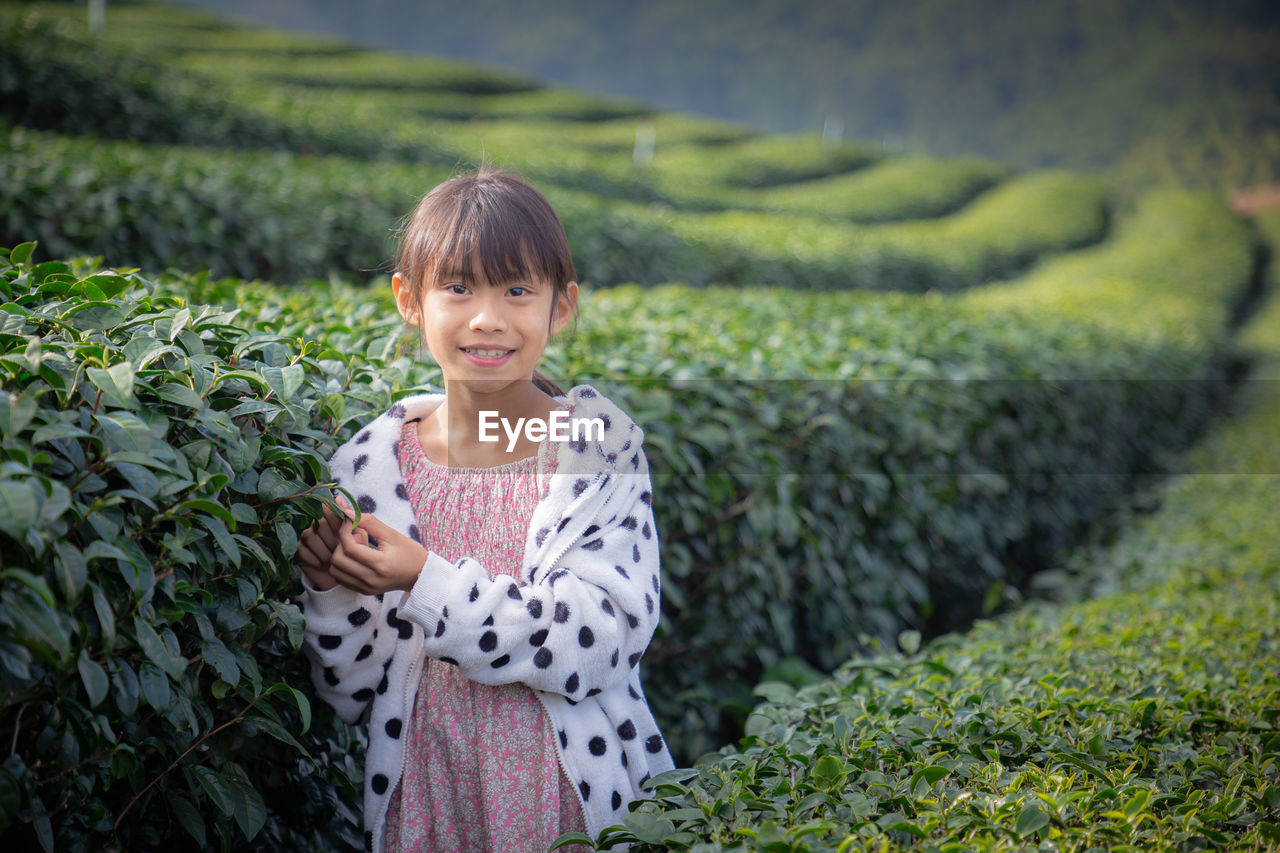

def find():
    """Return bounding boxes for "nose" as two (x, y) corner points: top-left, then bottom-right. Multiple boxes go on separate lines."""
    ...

(468, 291), (509, 333)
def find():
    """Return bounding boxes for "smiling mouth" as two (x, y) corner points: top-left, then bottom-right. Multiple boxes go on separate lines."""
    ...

(461, 347), (514, 359)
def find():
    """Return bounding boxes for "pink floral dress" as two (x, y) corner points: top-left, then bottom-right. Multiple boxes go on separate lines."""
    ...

(383, 413), (590, 852)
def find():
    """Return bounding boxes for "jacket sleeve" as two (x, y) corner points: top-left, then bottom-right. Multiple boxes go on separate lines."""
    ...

(299, 565), (404, 725)
(397, 467), (661, 702)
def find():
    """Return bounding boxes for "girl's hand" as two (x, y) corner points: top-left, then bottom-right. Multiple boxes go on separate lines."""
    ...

(328, 495), (430, 595)
(296, 503), (345, 591)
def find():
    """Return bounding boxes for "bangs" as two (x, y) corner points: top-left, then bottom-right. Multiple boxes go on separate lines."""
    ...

(398, 169), (575, 291)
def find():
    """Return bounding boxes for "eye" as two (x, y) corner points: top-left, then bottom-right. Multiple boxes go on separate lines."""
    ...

(508, 285), (529, 297)
(446, 283), (468, 295)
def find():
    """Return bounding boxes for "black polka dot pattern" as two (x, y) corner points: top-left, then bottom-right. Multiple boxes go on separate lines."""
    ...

(303, 385), (676, 846)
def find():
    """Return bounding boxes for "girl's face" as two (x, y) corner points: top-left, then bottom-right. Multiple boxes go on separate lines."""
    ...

(393, 263), (577, 395)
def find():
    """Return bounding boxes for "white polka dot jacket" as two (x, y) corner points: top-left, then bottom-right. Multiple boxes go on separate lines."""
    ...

(298, 384), (674, 853)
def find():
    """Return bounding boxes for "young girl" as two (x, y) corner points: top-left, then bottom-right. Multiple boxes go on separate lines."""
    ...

(294, 167), (673, 853)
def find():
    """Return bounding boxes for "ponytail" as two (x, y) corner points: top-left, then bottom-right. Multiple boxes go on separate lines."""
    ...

(533, 368), (566, 397)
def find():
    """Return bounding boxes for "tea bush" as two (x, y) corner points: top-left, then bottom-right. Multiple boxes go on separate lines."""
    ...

(0, 244), (437, 851)
(0, 126), (1106, 293)
(134, 188), (1258, 761)
(746, 156), (1010, 222)
(582, 264), (1280, 852)
(0, 12), (446, 164)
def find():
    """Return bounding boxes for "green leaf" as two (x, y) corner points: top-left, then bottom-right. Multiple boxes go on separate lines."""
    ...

(621, 813), (677, 845)
(227, 775), (267, 841)
(91, 583), (116, 651)
(910, 765), (949, 798)
(1123, 788), (1151, 819)
(2, 568), (55, 608)
(10, 242), (36, 265)
(168, 793), (206, 847)
(139, 663), (171, 711)
(176, 499), (237, 529)
(133, 617), (187, 680)
(811, 754), (844, 791)
(1014, 804), (1049, 837)
(86, 362), (137, 408)
(267, 599), (305, 650)
(94, 411), (153, 453)
(259, 364), (305, 401)
(51, 539), (88, 604)
(189, 766), (233, 817)
(0, 479), (41, 540)
(898, 629), (922, 655)
(0, 391), (38, 436)
(77, 650), (109, 708)
(550, 832), (596, 850)
(200, 636), (240, 685)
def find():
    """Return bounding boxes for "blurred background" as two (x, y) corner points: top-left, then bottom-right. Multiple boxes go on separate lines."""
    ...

(177, 0), (1280, 192)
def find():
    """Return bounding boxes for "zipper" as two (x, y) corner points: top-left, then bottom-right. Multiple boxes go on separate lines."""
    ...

(370, 645), (425, 853)
(533, 690), (591, 834)
(534, 471), (615, 582)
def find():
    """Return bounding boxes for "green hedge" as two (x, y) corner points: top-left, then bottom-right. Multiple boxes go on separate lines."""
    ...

(0, 245), (439, 851)
(591, 266), (1280, 852)
(565, 189), (1253, 757)
(0, 12), (446, 164)
(0, 126), (429, 284)
(745, 156), (1010, 222)
(134, 188), (1257, 762)
(668, 170), (1111, 290)
(0, 125), (1107, 292)
(0, 188), (1256, 849)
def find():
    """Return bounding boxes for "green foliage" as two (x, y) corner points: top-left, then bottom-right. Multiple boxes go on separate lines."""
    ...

(0, 246), (438, 851)
(0, 124), (1107, 292)
(0, 10), (447, 164)
(1, 2), (1115, 293)
(196, 0), (1280, 190)
(745, 156), (1011, 222)
(0, 126), (431, 283)
(669, 171), (1110, 290)
(589, 272), (1280, 853)
(81, 188), (1252, 764)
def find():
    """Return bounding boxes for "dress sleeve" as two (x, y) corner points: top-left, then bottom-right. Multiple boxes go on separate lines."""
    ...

(397, 466), (661, 702)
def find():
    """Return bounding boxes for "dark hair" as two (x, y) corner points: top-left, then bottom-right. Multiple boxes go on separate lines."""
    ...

(394, 165), (578, 396)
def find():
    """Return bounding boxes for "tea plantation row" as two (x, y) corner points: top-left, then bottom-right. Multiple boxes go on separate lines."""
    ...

(589, 216), (1280, 850)
(0, 124), (1108, 291)
(164, 188), (1252, 759)
(2, 7), (1107, 290)
(0, 183), (1260, 850)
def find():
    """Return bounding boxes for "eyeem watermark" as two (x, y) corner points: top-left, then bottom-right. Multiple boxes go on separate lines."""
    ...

(478, 410), (605, 452)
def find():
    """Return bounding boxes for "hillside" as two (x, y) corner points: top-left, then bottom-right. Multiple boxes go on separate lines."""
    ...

(0, 1), (1275, 850)
(179, 0), (1280, 191)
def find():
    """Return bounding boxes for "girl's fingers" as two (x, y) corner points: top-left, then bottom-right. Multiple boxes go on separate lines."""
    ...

(327, 561), (372, 596)
(315, 511), (341, 551)
(296, 538), (330, 571)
